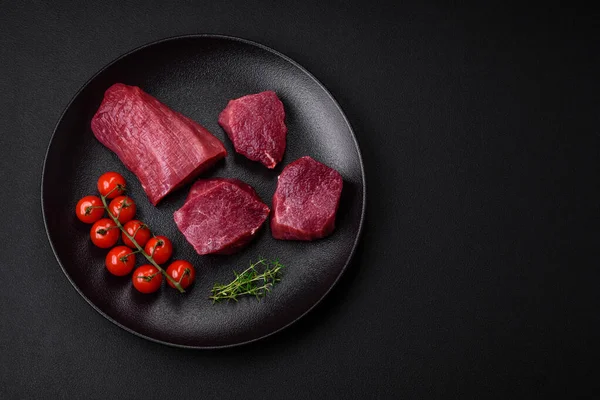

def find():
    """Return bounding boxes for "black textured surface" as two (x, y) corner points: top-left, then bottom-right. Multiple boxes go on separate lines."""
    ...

(42, 35), (365, 348)
(1, 1), (599, 398)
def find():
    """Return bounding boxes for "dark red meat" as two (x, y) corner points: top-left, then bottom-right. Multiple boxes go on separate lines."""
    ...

(185, 177), (260, 202)
(91, 83), (227, 205)
(174, 178), (270, 255)
(218, 91), (287, 169)
(271, 156), (343, 241)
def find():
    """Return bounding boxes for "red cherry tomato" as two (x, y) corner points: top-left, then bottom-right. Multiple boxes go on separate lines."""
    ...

(97, 172), (126, 199)
(144, 236), (173, 264)
(105, 246), (136, 276)
(108, 196), (136, 224)
(166, 260), (196, 289)
(132, 265), (162, 293)
(122, 220), (151, 248)
(90, 218), (119, 248)
(75, 195), (104, 224)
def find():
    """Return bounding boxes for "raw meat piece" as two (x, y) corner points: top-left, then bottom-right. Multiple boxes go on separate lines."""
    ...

(218, 91), (287, 168)
(185, 178), (259, 202)
(91, 83), (227, 205)
(271, 156), (343, 241)
(174, 178), (270, 255)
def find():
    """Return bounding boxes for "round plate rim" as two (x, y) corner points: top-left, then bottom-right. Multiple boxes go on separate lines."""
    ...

(41, 33), (367, 349)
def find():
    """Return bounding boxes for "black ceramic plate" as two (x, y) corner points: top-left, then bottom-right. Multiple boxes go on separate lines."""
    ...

(42, 35), (365, 348)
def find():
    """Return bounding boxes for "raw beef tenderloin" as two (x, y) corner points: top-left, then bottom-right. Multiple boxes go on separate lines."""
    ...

(218, 91), (287, 169)
(271, 156), (343, 240)
(174, 178), (270, 255)
(91, 83), (227, 205)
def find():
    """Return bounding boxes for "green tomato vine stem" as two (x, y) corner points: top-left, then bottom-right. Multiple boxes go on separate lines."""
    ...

(99, 193), (185, 293)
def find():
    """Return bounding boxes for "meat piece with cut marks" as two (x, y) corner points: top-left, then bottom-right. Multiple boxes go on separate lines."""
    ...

(271, 156), (343, 241)
(91, 83), (227, 205)
(218, 91), (287, 169)
(185, 177), (259, 202)
(174, 178), (270, 255)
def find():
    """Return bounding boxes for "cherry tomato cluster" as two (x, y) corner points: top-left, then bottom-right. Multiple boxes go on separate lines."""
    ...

(75, 172), (196, 293)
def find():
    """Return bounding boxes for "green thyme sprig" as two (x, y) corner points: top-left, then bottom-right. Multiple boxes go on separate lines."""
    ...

(210, 258), (284, 303)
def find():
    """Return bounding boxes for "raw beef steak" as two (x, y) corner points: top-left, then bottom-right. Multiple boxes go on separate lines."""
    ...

(91, 83), (227, 205)
(174, 178), (270, 255)
(271, 156), (343, 240)
(185, 177), (259, 202)
(218, 91), (287, 168)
